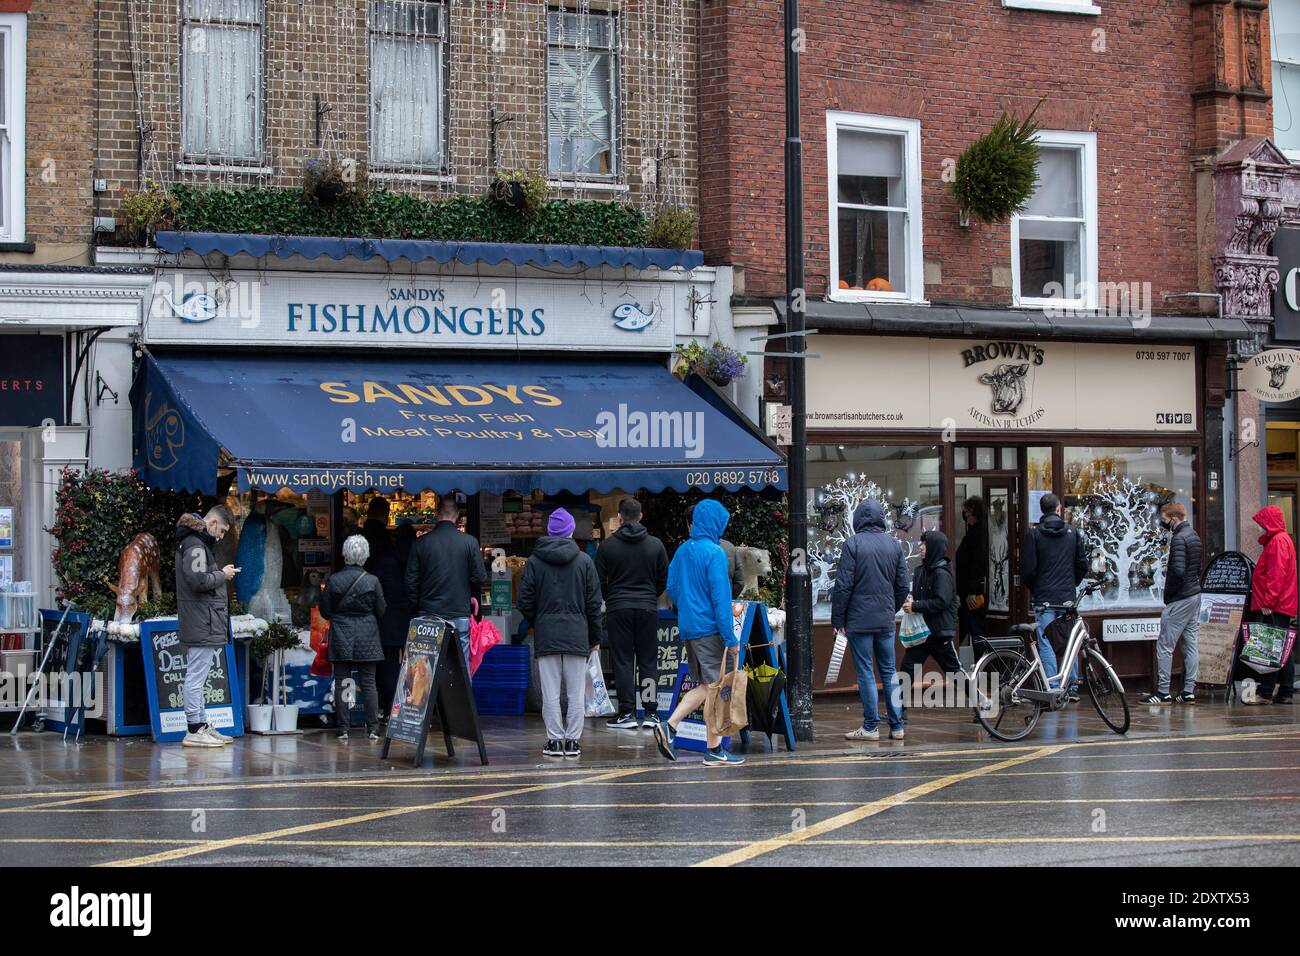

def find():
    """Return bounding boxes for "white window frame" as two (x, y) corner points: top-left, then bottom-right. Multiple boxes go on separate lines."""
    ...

(180, 0), (265, 166)
(368, 0), (448, 172)
(1002, 0), (1100, 16)
(1270, 1), (1300, 162)
(825, 111), (925, 305)
(546, 7), (619, 182)
(0, 13), (27, 244)
(1011, 129), (1098, 311)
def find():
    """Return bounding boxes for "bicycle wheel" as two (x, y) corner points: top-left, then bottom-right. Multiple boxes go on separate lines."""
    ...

(971, 648), (1044, 742)
(1082, 646), (1130, 735)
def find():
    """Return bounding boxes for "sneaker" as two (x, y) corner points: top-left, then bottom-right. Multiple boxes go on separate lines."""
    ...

(703, 747), (745, 767)
(564, 739), (582, 758)
(1140, 693), (1174, 705)
(1276, 697), (1294, 706)
(844, 726), (879, 740)
(889, 727), (905, 740)
(337, 731), (349, 741)
(1176, 693), (1197, 705)
(1066, 688), (1081, 704)
(201, 724), (233, 745)
(640, 713), (661, 730)
(367, 730), (381, 741)
(653, 721), (678, 761)
(605, 713), (638, 730)
(182, 729), (224, 748)
(543, 738), (565, 758)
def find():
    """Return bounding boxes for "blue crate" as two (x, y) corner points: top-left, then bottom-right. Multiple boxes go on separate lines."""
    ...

(473, 686), (528, 717)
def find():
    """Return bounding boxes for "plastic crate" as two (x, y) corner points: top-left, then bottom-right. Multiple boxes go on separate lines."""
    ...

(473, 686), (528, 716)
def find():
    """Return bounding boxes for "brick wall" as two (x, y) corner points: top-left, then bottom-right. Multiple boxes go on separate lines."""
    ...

(95, 0), (697, 223)
(5, 0), (95, 258)
(699, 0), (1213, 305)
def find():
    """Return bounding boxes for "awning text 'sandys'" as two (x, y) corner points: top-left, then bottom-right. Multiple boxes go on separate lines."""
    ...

(132, 353), (787, 496)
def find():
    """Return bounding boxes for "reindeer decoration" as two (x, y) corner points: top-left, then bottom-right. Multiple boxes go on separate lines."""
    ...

(105, 533), (162, 624)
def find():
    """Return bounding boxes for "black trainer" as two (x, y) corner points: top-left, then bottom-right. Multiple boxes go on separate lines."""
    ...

(1176, 692), (1197, 705)
(606, 713), (638, 730)
(564, 739), (581, 758)
(1141, 693), (1174, 704)
(543, 738), (564, 758)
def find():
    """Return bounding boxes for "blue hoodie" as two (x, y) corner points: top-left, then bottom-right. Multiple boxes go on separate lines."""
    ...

(667, 499), (737, 644)
(830, 499), (910, 632)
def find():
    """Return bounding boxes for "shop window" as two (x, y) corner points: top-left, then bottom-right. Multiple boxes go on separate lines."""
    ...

(807, 444), (941, 622)
(1026, 445), (1053, 525)
(547, 9), (618, 180)
(181, 0), (264, 164)
(1012, 132), (1097, 308)
(975, 447), (995, 470)
(1273, 0), (1300, 158)
(0, 13), (25, 243)
(369, 1), (446, 171)
(953, 447), (969, 470)
(1064, 446), (1195, 611)
(827, 113), (923, 302)
(1266, 422), (1300, 472)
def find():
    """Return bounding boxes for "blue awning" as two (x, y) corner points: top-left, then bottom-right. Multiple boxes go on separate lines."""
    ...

(132, 353), (785, 496)
(153, 231), (704, 272)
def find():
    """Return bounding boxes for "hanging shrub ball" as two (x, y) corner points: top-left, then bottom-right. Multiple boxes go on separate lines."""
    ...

(951, 106), (1042, 225)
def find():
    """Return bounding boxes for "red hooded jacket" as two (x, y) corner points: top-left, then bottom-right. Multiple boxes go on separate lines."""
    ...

(1251, 506), (1298, 617)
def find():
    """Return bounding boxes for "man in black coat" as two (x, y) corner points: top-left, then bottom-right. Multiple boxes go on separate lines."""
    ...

(597, 498), (669, 730)
(1021, 493), (1089, 694)
(901, 530), (963, 683)
(362, 498), (413, 716)
(954, 496), (989, 657)
(405, 495), (487, 673)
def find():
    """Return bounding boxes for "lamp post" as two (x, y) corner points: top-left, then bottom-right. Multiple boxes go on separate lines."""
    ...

(783, 0), (813, 741)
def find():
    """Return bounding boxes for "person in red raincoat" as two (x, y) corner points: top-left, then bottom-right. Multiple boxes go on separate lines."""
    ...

(1240, 506), (1296, 704)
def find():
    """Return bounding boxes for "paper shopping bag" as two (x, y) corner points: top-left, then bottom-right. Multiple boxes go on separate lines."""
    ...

(705, 646), (749, 737)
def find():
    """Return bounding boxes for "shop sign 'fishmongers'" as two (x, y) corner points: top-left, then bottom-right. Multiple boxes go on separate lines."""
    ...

(143, 269), (703, 352)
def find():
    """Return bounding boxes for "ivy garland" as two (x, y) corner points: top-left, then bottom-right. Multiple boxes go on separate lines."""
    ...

(168, 184), (654, 247)
(951, 107), (1042, 225)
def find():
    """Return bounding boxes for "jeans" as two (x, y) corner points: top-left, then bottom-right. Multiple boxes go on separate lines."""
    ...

(452, 616), (471, 679)
(1036, 609), (1079, 689)
(1156, 594), (1200, 695)
(847, 629), (904, 732)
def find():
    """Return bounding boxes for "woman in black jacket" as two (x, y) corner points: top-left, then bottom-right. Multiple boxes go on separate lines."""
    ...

(518, 508), (604, 759)
(320, 534), (387, 741)
(901, 530), (963, 682)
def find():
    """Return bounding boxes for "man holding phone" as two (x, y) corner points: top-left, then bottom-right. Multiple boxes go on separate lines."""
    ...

(176, 506), (238, 748)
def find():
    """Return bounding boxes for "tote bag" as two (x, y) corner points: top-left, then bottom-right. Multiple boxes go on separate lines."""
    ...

(705, 646), (749, 737)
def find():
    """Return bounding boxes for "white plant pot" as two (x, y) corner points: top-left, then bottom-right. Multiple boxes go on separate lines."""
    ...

(246, 704), (273, 733)
(271, 703), (300, 731)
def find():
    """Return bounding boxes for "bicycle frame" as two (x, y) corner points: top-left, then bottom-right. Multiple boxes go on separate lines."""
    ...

(1008, 613), (1089, 709)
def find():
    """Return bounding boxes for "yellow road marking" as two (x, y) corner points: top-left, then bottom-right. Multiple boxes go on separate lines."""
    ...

(94, 767), (647, 867)
(692, 745), (1067, 867)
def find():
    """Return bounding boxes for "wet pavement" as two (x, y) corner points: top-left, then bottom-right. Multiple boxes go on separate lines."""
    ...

(0, 695), (1297, 866)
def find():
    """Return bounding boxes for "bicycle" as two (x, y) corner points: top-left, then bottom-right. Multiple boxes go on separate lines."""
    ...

(970, 579), (1130, 741)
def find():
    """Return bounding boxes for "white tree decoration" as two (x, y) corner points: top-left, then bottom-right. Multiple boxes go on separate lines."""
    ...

(809, 474), (919, 618)
(1071, 472), (1170, 609)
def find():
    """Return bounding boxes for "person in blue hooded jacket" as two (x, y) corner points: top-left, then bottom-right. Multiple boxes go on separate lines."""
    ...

(653, 499), (745, 767)
(832, 499), (909, 741)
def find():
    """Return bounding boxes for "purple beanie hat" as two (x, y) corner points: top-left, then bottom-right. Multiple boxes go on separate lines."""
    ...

(547, 507), (576, 537)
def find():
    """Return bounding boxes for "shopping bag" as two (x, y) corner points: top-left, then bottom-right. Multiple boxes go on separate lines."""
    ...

(1239, 621), (1297, 675)
(825, 631), (849, 683)
(467, 598), (501, 677)
(705, 646), (749, 737)
(584, 649), (615, 717)
(308, 607), (332, 679)
(898, 610), (931, 648)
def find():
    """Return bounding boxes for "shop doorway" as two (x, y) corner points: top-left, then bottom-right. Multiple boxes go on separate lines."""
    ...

(953, 446), (1023, 637)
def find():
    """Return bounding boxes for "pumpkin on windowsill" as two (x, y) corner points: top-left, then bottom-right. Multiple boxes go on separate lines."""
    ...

(866, 277), (894, 292)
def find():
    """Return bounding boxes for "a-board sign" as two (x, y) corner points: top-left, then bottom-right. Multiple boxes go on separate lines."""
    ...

(1201, 551), (1254, 596)
(382, 616), (487, 767)
(139, 618), (243, 742)
(648, 610), (684, 716)
(1196, 592), (1247, 687)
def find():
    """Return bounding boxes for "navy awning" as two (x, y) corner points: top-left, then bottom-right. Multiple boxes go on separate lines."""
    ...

(132, 353), (785, 496)
(153, 231), (704, 272)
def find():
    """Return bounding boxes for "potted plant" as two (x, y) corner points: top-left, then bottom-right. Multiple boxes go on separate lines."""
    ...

(488, 169), (549, 214)
(246, 625), (275, 733)
(266, 621), (302, 731)
(303, 158), (356, 207)
(120, 180), (180, 243)
(950, 103), (1042, 226)
(674, 341), (749, 387)
(647, 206), (696, 251)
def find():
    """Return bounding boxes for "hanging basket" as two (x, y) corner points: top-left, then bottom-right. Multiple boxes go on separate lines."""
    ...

(950, 105), (1043, 226)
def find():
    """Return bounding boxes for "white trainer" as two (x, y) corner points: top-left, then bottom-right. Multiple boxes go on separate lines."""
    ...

(844, 726), (879, 740)
(182, 729), (224, 748)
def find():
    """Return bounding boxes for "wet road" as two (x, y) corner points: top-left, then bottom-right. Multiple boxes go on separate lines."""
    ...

(1, 725), (1297, 867)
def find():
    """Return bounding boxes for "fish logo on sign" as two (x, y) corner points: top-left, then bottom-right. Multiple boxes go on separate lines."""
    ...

(144, 393), (185, 472)
(156, 286), (220, 323)
(612, 302), (658, 332)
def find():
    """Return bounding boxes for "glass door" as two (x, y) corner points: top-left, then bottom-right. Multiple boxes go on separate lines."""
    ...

(983, 477), (1020, 633)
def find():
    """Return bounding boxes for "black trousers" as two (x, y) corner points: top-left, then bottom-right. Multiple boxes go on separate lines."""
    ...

(959, 601), (993, 659)
(334, 661), (379, 733)
(377, 645), (403, 717)
(607, 608), (659, 717)
(900, 633), (964, 680)
(1235, 611), (1295, 701)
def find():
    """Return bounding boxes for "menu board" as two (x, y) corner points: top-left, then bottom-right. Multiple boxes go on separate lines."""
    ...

(1201, 552), (1254, 595)
(478, 494), (510, 546)
(1196, 592), (1246, 687)
(652, 611), (684, 715)
(139, 618), (242, 742)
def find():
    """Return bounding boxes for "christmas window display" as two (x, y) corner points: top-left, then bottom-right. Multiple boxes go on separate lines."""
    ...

(807, 445), (941, 623)
(1064, 446), (1195, 611)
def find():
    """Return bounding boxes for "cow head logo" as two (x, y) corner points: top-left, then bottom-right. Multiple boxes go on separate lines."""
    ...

(978, 363), (1030, 415)
(1268, 363), (1291, 391)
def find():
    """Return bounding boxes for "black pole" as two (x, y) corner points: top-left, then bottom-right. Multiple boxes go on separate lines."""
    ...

(783, 0), (813, 741)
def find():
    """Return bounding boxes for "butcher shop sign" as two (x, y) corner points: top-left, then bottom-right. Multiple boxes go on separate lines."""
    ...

(1240, 348), (1300, 404)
